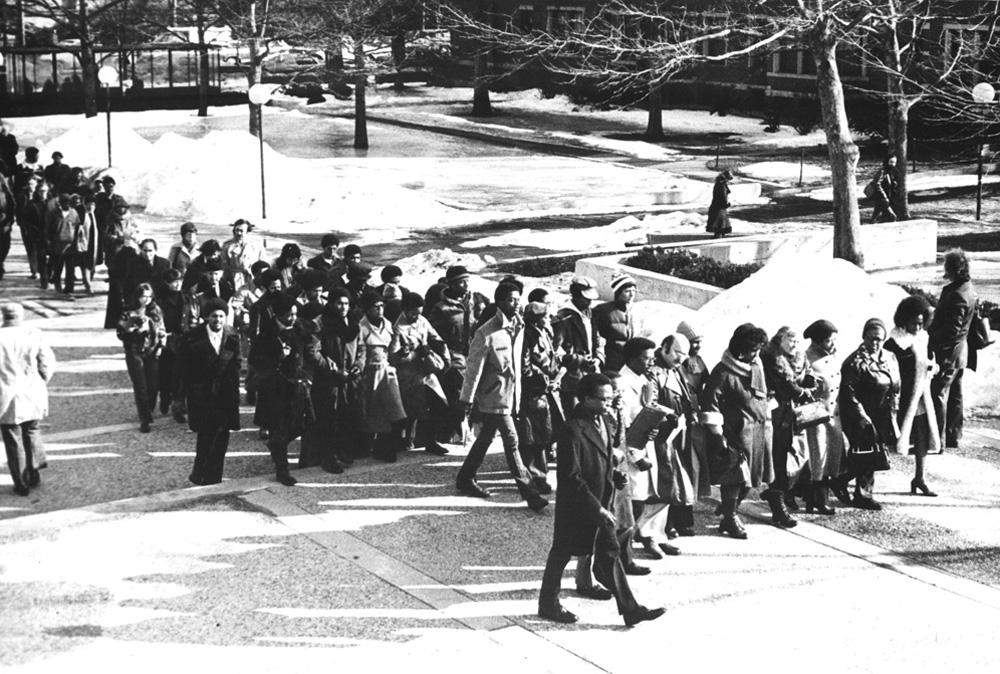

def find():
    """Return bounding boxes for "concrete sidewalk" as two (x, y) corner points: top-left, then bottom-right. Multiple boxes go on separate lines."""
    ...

(2, 433), (1000, 673)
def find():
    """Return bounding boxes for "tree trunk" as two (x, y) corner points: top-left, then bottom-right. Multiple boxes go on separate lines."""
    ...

(353, 37), (369, 150)
(391, 32), (406, 91)
(196, 4), (209, 117)
(646, 82), (664, 140)
(472, 51), (492, 116)
(78, 1), (98, 117)
(887, 97), (910, 220)
(247, 38), (261, 136)
(811, 23), (863, 267)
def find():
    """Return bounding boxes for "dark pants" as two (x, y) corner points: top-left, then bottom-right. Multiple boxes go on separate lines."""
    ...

(458, 412), (540, 501)
(667, 505), (695, 530)
(0, 225), (10, 274)
(931, 366), (964, 448)
(158, 349), (179, 412)
(267, 432), (297, 474)
(18, 227), (39, 276)
(2, 420), (40, 491)
(48, 248), (76, 292)
(539, 521), (641, 616)
(190, 427), (230, 485)
(125, 350), (159, 424)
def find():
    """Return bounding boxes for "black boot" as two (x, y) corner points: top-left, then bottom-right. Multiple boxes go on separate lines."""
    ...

(269, 438), (297, 486)
(783, 491), (800, 512)
(718, 488), (747, 539)
(806, 481), (835, 515)
(764, 490), (798, 528)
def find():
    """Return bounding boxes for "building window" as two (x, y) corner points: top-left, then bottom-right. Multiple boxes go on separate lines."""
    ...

(547, 6), (585, 35)
(511, 5), (534, 33)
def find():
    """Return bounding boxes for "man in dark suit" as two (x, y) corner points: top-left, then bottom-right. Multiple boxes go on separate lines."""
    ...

(182, 298), (241, 485)
(124, 238), (170, 300)
(927, 248), (977, 449)
(538, 372), (666, 627)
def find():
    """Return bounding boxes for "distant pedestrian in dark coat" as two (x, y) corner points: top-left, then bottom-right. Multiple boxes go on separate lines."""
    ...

(927, 249), (976, 449)
(183, 299), (242, 485)
(869, 157), (899, 224)
(537, 372), (665, 627)
(706, 169), (733, 237)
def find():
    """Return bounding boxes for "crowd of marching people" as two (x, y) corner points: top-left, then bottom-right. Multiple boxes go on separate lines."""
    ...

(0, 139), (988, 625)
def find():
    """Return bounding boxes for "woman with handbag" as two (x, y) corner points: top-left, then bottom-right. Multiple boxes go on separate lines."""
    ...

(700, 323), (773, 539)
(802, 319), (846, 510)
(117, 283), (166, 433)
(759, 327), (818, 527)
(837, 318), (900, 511)
(391, 291), (450, 457)
(884, 296), (940, 497)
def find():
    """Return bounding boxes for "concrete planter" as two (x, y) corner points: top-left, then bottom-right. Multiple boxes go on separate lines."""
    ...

(575, 218), (938, 309)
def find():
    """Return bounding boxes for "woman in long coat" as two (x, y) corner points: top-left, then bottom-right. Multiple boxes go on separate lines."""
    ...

(706, 169), (733, 237)
(884, 296), (940, 496)
(358, 289), (406, 461)
(759, 327), (816, 527)
(802, 319), (846, 511)
(700, 323), (773, 539)
(390, 291), (450, 456)
(837, 318), (901, 511)
(183, 299), (241, 486)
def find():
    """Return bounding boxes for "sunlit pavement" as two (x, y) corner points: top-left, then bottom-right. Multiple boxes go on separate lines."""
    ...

(4, 238), (1000, 672)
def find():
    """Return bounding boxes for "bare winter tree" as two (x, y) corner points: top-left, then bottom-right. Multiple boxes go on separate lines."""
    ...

(24, 0), (130, 117)
(844, 1), (1000, 219)
(289, 0), (429, 149)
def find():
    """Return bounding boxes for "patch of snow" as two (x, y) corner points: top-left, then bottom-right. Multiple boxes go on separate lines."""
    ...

(739, 161), (830, 184)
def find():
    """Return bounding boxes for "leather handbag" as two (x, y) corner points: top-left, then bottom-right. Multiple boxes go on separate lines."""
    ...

(846, 426), (891, 474)
(792, 400), (831, 432)
(968, 302), (994, 350)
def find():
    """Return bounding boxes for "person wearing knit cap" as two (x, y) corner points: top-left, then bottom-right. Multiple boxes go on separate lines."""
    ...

(181, 296), (242, 486)
(801, 318), (847, 509)
(517, 300), (558, 495)
(593, 273), (637, 372)
(391, 291), (451, 456)
(700, 322), (771, 539)
(836, 317), (900, 511)
(358, 283), (407, 462)
(552, 274), (604, 418)
(0, 302), (56, 496)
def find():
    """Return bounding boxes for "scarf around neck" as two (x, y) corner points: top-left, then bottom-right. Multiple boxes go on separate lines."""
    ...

(721, 349), (767, 398)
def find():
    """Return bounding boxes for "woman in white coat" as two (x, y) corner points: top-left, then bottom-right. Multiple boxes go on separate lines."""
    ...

(0, 303), (56, 495)
(884, 296), (940, 496)
(802, 319), (845, 513)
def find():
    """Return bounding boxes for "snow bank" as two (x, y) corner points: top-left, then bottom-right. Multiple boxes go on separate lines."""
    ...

(693, 255), (907, 369)
(394, 248), (493, 295)
(738, 161), (829, 184)
(39, 117), (153, 175)
(461, 212), (705, 251)
(632, 300), (698, 342)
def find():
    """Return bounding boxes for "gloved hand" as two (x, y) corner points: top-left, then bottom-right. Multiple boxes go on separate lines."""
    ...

(612, 469), (628, 490)
(635, 457), (653, 472)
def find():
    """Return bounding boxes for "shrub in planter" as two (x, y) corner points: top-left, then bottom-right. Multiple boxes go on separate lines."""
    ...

(624, 247), (762, 289)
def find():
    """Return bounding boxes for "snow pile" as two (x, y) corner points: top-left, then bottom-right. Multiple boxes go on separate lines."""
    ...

(738, 161), (829, 184)
(694, 255), (907, 368)
(462, 212), (705, 251)
(632, 300), (698, 342)
(38, 116), (153, 174)
(394, 248), (493, 293)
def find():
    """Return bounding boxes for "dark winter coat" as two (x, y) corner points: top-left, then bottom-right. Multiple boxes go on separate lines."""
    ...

(306, 316), (362, 415)
(428, 290), (489, 358)
(124, 255), (170, 299)
(927, 279), (976, 370)
(592, 300), (633, 373)
(838, 345), (900, 450)
(706, 177), (731, 235)
(552, 405), (616, 556)
(552, 304), (604, 396)
(182, 324), (242, 432)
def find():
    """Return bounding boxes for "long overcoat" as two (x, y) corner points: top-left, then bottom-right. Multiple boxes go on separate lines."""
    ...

(182, 324), (241, 433)
(552, 406), (616, 555)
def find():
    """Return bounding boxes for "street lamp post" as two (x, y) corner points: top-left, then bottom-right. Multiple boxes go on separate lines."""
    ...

(971, 82), (996, 221)
(97, 65), (118, 168)
(248, 83), (275, 220)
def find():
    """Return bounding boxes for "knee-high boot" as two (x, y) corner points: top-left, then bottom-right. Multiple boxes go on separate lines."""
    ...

(764, 489), (798, 528)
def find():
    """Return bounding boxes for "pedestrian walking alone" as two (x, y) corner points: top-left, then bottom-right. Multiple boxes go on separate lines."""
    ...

(706, 169), (733, 238)
(0, 303), (56, 496)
